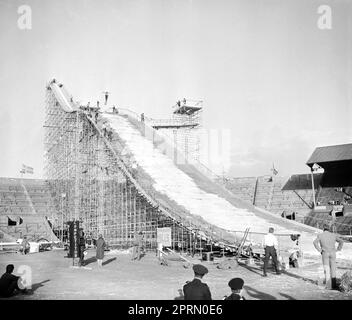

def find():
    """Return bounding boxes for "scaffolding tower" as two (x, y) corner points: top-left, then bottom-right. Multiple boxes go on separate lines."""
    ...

(43, 84), (209, 251)
(148, 99), (203, 163)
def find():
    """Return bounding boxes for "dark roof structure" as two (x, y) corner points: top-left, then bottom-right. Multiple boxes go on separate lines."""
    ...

(306, 143), (352, 187)
(306, 143), (352, 167)
(282, 173), (324, 191)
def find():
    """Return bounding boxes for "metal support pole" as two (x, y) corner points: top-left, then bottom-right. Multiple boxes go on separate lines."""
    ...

(310, 167), (316, 208)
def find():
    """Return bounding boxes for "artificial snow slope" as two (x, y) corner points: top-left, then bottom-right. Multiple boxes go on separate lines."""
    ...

(48, 79), (352, 259)
(102, 111), (337, 255)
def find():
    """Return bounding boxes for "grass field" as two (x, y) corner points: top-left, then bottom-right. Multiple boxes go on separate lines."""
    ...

(0, 249), (351, 300)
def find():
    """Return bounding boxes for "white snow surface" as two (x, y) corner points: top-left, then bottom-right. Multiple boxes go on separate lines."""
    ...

(104, 114), (307, 234)
(102, 113), (352, 259)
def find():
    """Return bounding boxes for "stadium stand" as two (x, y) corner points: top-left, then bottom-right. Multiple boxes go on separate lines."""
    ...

(303, 143), (352, 234)
(0, 178), (58, 241)
(219, 175), (315, 221)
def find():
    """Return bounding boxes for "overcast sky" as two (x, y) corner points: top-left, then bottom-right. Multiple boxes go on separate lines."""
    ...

(0, 0), (351, 179)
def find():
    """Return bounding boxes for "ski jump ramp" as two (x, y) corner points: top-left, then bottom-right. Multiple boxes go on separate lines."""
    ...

(49, 80), (352, 260)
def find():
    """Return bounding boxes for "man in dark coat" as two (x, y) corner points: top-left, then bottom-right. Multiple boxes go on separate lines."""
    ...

(224, 278), (246, 300)
(96, 234), (106, 267)
(183, 264), (212, 300)
(78, 229), (86, 267)
(0, 265), (26, 297)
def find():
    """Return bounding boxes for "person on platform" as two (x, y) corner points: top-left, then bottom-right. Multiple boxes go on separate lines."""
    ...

(140, 113), (145, 122)
(104, 91), (109, 105)
(313, 224), (344, 290)
(96, 234), (106, 268)
(224, 278), (246, 300)
(0, 264), (27, 297)
(263, 227), (281, 276)
(131, 231), (143, 261)
(20, 236), (30, 255)
(183, 264), (212, 300)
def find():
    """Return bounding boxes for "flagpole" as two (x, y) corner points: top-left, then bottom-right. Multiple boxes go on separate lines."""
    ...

(310, 166), (316, 209)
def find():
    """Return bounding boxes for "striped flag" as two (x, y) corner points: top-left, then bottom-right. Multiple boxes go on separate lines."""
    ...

(271, 163), (278, 176)
(21, 164), (34, 174)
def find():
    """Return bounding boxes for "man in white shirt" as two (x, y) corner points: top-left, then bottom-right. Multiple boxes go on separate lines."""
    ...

(263, 227), (281, 276)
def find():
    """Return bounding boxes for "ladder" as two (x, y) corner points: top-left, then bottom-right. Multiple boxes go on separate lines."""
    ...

(235, 227), (250, 259)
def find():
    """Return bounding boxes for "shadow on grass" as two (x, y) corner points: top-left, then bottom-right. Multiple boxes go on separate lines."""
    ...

(244, 285), (277, 300)
(102, 257), (117, 266)
(281, 270), (318, 285)
(279, 292), (296, 300)
(27, 279), (51, 295)
(238, 261), (264, 276)
(82, 257), (97, 266)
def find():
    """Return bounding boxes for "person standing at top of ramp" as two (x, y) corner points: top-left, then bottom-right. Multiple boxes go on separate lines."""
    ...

(313, 224), (343, 290)
(183, 264), (212, 300)
(263, 227), (281, 276)
(96, 234), (106, 268)
(131, 231), (143, 261)
(103, 91), (109, 105)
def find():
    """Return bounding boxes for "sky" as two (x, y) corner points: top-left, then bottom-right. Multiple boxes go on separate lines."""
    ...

(0, 0), (351, 179)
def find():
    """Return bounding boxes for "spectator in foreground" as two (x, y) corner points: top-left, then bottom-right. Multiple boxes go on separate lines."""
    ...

(96, 234), (106, 268)
(313, 223), (343, 290)
(183, 264), (212, 300)
(0, 265), (27, 298)
(224, 278), (246, 300)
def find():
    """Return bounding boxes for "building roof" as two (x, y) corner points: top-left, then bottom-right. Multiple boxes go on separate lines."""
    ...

(306, 143), (352, 167)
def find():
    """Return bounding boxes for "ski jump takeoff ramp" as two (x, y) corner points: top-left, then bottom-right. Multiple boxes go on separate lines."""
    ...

(47, 80), (352, 260)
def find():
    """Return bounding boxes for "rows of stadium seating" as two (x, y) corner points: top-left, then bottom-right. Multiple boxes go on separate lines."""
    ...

(304, 208), (352, 235)
(0, 178), (58, 241)
(316, 187), (352, 206)
(221, 175), (352, 234)
(219, 177), (257, 204)
(221, 176), (313, 219)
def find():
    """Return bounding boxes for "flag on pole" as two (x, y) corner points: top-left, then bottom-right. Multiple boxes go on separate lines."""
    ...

(271, 163), (278, 176)
(22, 164), (34, 174)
